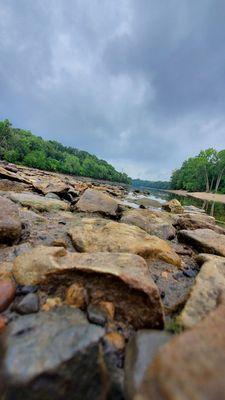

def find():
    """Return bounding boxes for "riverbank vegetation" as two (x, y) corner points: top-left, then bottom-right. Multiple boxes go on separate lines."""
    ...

(132, 179), (170, 190)
(0, 119), (131, 184)
(171, 149), (225, 193)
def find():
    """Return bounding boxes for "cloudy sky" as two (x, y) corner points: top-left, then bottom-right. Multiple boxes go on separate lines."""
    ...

(0, 0), (225, 179)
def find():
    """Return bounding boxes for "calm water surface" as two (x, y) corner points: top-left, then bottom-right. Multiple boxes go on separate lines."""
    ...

(129, 188), (225, 225)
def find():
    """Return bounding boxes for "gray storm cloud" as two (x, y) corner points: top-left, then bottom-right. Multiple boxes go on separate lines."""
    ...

(0, 0), (225, 179)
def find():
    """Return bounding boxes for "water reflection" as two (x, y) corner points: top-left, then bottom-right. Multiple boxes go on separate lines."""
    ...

(130, 188), (225, 225)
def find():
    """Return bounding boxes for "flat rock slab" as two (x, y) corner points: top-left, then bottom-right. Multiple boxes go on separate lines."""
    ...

(2, 307), (105, 400)
(9, 192), (69, 212)
(178, 228), (225, 256)
(121, 209), (175, 240)
(124, 330), (171, 399)
(75, 188), (119, 216)
(13, 246), (164, 329)
(137, 304), (225, 400)
(175, 213), (225, 234)
(68, 218), (181, 267)
(0, 196), (22, 244)
(179, 254), (225, 328)
(33, 181), (69, 195)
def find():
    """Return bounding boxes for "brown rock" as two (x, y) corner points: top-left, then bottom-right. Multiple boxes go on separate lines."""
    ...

(13, 246), (164, 329)
(137, 304), (225, 400)
(121, 209), (176, 240)
(68, 218), (181, 267)
(33, 180), (69, 195)
(42, 297), (63, 311)
(104, 332), (125, 351)
(0, 316), (6, 333)
(75, 188), (119, 216)
(0, 197), (22, 244)
(99, 301), (115, 319)
(0, 279), (16, 312)
(65, 282), (87, 308)
(162, 199), (184, 214)
(178, 228), (225, 256)
(0, 262), (13, 280)
(179, 254), (225, 328)
(175, 213), (225, 234)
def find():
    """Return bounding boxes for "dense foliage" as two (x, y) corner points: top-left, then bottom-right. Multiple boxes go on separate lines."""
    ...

(132, 179), (171, 190)
(171, 149), (225, 193)
(0, 120), (131, 184)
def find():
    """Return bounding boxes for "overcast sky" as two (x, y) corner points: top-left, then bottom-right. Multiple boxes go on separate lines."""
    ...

(0, 0), (225, 179)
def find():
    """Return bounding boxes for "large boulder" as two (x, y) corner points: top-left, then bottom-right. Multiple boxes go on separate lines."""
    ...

(121, 209), (176, 240)
(13, 246), (164, 329)
(75, 188), (119, 216)
(9, 192), (69, 212)
(175, 213), (225, 234)
(68, 218), (181, 267)
(162, 199), (184, 214)
(179, 254), (225, 328)
(137, 304), (225, 400)
(0, 196), (22, 244)
(2, 307), (108, 400)
(178, 228), (225, 256)
(124, 330), (171, 399)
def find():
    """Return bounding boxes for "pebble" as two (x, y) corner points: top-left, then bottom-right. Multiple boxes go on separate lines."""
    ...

(183, 269), (196, 278)
(14, 293), (39, 315)
(0, 316), (6, 333)
(0, 279), (16, 312)
(87, 304), (108, 326)
(66, 283), (87, 308)
(16, 285), (38, 295)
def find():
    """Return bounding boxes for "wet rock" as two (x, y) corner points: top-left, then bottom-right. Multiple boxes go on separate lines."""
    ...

(179, 254), (225, 328)
(175, 213), (225, 234)
(9, 192), (69, 212)
(65, 282), (87, 308)
(87, 304), (108, 326)
(2, 307), (107, 400)
(14, 293), (39, 315)
(68, 218), (181, 267)
(121, 209), (176, 240)
(162, 199), (184, 213)
(124, 330), (171, 400)
(76, 188), (119, 216)
(178, 228), (225, 256)
(0, 196), (22, 244)
(0, 279), (16, 312)
(137, 304), (225, 400)
(13, 246), (164, 329)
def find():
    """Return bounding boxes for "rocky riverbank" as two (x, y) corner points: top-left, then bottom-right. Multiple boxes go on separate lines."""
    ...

(0, 162), (225, 399)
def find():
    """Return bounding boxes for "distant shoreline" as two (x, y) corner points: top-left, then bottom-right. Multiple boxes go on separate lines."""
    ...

(167, 189), (225, 205)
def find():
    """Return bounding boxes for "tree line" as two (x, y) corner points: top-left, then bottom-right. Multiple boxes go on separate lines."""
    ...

(132, 179), (170, 190)
(171, 149), (225, 193)
(0, 120), (131, 184)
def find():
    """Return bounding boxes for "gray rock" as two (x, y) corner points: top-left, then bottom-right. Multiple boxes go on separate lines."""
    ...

(87, 304), (108, 326)
(76, 188), (119, 216)
(14, 293), (39, 315)
(3, 307), (106, 399)
(45, 192), (61, 200)
(124, 330), (171, 399)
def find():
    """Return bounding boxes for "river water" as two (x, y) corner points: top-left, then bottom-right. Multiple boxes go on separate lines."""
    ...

(127, 188), (225, 225)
